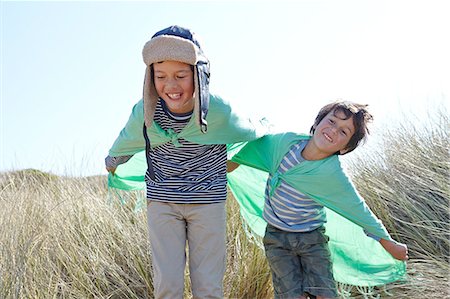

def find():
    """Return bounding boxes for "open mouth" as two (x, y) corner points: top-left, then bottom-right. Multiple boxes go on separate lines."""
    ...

(167, 93), (182, 100)
(323, 132), (333, 143)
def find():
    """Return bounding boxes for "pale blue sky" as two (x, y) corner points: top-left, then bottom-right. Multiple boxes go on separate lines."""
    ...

(2, 0), (449, 176)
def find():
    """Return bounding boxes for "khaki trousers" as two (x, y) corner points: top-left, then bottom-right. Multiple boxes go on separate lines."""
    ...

(147, 201), (226, 299)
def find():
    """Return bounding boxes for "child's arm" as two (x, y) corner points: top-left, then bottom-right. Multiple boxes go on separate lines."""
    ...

(105, 155), (132, 175)
(108, 100), (146, 157)
(379, 238), (409, 261)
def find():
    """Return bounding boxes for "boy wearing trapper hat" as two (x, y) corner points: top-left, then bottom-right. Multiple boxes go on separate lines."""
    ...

(105, 25), (266, 298)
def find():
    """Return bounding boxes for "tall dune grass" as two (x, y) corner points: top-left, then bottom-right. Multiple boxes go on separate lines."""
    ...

(341, 106), (449, 297)
(345, 107), (449, 264)
(0, 171), (272, 299)
(1, 107), (448, 298)
(0, 172), (154, 298)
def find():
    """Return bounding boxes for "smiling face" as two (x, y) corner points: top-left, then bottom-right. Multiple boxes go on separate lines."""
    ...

(303, 109), (355, 160)
(153, 60), (195, 114)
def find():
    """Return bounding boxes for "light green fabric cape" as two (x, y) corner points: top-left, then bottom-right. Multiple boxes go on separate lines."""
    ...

(227, 132), (406, 286)
(108, 94), (267, 189)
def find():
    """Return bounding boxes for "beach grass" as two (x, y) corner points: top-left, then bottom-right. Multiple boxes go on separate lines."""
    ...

(1, 108), (448, 298)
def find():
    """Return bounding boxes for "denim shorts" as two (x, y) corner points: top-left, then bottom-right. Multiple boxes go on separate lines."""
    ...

(263, 224), (337, 299)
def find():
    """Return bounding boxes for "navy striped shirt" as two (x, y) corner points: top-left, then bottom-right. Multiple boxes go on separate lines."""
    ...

(145, 99), (227, 204)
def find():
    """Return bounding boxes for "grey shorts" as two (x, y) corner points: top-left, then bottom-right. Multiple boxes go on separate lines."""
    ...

(263, 224), (337, 299)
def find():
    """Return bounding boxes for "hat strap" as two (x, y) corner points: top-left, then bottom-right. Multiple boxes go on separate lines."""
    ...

(143, 124), (156, 180)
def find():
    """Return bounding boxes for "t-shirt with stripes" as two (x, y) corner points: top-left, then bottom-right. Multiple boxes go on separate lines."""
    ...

(143, 99), (227, 204)
(263, 140), (327, 232)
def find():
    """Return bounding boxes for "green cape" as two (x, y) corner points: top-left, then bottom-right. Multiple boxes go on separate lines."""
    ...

(108, 94), (267, 189)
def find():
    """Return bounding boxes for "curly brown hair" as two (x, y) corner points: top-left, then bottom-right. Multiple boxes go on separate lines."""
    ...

(310, 101), (374, 155)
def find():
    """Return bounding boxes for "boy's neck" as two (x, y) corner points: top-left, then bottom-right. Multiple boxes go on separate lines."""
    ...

(301, 140), (333, 161)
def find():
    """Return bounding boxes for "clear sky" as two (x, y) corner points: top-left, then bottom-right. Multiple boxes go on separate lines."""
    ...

(1, 0), (449, 176)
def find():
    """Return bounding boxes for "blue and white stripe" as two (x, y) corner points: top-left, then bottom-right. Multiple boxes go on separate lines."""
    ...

(263, 140), (327, 232)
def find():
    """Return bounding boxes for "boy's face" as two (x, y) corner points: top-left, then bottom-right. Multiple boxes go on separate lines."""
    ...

(310, 109), (355, 157)
(153, 60), (195, 114)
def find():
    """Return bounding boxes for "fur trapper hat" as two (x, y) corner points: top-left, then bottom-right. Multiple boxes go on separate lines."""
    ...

(142, 25), (210, 133)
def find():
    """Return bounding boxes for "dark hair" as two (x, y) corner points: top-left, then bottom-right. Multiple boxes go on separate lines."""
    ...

(309, 101), (373, 155)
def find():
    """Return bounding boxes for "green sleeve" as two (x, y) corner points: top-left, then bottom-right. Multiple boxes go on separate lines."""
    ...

(230, 135), (274, 173)
(285, 158), (392, 240)
(326, 168), (392, 240)
(109, 99), (146, 156)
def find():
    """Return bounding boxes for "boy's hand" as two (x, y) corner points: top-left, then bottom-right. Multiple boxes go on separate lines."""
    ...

(106, 166), (116, 176)
(380, 239), (409, 261)
(227, 161), (240, 173)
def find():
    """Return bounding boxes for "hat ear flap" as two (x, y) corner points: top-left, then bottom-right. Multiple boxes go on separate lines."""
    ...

(195, 61), (210, 133)
(143, 66), (158, 128)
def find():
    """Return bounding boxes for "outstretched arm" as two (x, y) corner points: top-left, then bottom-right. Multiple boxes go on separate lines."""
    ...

(380, 238), (409, 260)
(108, 99), (146, 157)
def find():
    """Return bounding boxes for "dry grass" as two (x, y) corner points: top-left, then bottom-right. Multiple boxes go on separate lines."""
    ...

(342, 106), (449, 298)
(0, 170), (274, 299)
(1, 107), (448, 298)
(0, 171), (153, 299)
